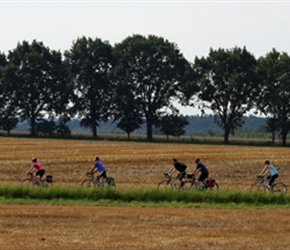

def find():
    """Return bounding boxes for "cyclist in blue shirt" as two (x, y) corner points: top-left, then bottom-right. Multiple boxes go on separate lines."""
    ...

(258, 160), (279, 189)
(89, 156), (107, 183)
(191, 158), (209, 187)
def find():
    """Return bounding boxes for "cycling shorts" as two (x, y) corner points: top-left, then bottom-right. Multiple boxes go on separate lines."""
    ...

(97, 171), (107, 179)
(36, 170), (45, 178)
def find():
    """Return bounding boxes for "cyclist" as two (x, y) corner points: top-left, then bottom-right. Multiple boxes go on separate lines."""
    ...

(26, 157), (45, 184)
(167, 158), (187, 186)
(191, 157), (209, 188)
(257, 160), (279, 190)
(89, 156), (107, 183)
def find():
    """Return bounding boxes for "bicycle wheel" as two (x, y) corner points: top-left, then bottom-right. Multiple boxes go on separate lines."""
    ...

(182, 181), (198, 190)
(21, 178), (34, 187)
(250, 183), (266, 192)
(82, 179), (95, 188)
(105, 177), (116, 188)
(158, 180), (174, 189)
(42, 180), (53, 187)
(272, 182), (287, 194)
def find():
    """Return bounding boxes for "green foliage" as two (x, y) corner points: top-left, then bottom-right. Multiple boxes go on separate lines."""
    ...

(3, 40), (70, 136)
(256, 49), (290, 146)
(156, 113), (189, 140)
(64, 36), (113, 139)
(0, 185), (289, 208)
(190, 47), (258, 144)
(112, 34), (192, 141)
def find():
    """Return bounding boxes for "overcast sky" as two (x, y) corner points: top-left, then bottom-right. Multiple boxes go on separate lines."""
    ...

(1, 0), (289, 115)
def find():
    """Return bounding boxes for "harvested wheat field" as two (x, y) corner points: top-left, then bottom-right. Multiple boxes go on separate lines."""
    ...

(0, 137), (290, 249)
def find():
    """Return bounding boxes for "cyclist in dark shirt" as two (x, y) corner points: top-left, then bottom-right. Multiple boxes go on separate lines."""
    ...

(167, 158), (187, 184)
(191, 157), (209, 187)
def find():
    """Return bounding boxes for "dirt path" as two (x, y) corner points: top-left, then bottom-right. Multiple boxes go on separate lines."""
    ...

(0, 204), (289, 250)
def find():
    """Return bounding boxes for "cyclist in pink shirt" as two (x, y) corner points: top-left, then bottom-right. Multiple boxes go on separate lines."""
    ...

(26, 158), (46, 183)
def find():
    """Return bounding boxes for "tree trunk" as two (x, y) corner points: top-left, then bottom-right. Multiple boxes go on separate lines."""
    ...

(280, 119), (288, 147)
(146, 119), (153, 141)
(92, 125), (97, 139)
(224, 126), (230, 144)
(281, 128), (287, 147)
(30, 118), (36, 137)
(271, 131), (275, 145)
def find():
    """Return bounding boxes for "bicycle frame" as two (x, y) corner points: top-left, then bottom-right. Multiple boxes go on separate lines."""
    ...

(181, 174), (198, 189)
(251, 176), (287, 194)
(182, 175), (219, 190)
(22, 173), (45, 187)
(158, 173), (177, 189)
(82, 172), (116, 188)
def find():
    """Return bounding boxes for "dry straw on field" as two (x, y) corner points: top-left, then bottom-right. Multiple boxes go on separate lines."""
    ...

(0, 137), (289, 190)
(1, 137), (290, 250)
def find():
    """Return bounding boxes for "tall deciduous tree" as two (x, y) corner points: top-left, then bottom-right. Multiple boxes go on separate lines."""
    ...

(0, 52), (7, 113)
(256, 49), (290, 146)
(65, 36), (113, 139)
(190, 47), (257, 143)
(0, 52), (17, 135)
(3, 40), (70, 136)
(113, 84), (143, 140)
(112, 34), (190, 141)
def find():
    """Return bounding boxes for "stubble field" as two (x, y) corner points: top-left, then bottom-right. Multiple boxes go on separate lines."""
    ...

(0, 137), (290, 249)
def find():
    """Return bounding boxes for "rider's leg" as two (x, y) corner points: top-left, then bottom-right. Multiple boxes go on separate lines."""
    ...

(96, 171), (106, 183)
(199, 173), (208, 189)
(178, 172), (186, 187)
(268, 174), (278, 188)
(35, 170), (45, 184)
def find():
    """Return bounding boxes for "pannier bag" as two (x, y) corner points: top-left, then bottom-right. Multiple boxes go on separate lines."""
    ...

(46, 175), (53, 183)
(207, 178), (215, 187)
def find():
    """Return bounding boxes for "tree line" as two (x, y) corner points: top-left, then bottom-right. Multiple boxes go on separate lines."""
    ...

(0, 35), (289, 145)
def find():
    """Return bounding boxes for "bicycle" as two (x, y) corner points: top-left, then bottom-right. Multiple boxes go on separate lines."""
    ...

(81, 172), (116, 188)
(21, 173), (53, 187)
(251, 175), (287, 194)
(181, 174), (219, 191)
(158, 173), (219, 190)
(180, 174), (198, 190)
(157, 173), (178, 189)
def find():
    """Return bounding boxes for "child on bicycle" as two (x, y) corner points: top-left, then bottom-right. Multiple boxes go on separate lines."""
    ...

(167, 159), (187, 186)
(26, 157), (45, 184)
(257, 160), (279, 189)
(89, 156), (107, 183)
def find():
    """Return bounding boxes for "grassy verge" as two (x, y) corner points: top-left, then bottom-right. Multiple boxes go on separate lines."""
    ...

(0, 184), (289, 208)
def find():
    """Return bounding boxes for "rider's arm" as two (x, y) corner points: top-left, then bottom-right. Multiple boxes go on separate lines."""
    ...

(26, 166), (34, 174)
(259, 165), (269, 176)
(167, 166), (176, 174)
(89, 166), (96, 173)
(191, 167), (199, 175)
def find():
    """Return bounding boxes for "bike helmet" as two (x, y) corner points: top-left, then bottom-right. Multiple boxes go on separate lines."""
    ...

(195, 157), (200, 163)
(32, 157), (37, 162)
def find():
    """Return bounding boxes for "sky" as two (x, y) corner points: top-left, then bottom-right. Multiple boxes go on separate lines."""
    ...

(1, 0), (290, 115)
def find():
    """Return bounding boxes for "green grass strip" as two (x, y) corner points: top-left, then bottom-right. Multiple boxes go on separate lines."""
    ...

(0, 184), (289, 208)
